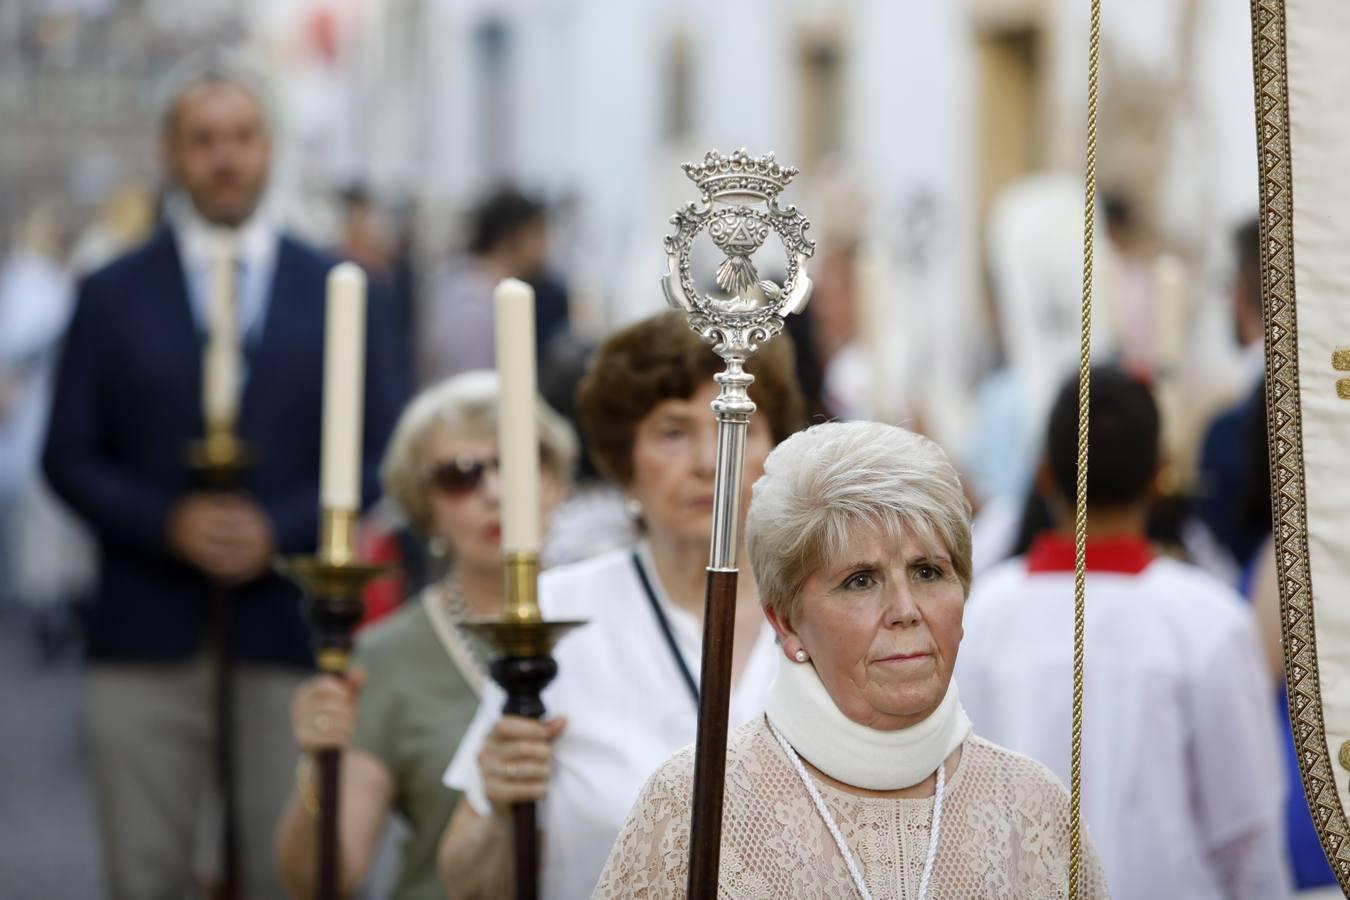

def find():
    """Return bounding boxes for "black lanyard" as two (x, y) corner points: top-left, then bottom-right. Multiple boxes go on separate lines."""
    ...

(632, 551), (700, 705)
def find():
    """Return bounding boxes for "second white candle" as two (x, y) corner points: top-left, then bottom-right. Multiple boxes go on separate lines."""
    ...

(493, 278), (540, 553)
(320, 262), (367, 512)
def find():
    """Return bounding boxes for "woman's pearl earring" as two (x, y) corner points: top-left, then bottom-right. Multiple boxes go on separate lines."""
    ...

(793, 649), (809, 663)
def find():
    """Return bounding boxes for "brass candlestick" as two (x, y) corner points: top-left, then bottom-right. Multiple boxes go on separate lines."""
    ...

(184, 424), (255, 900)
(461, 551), (584, 900)
(187, 425), (254, 487)
(276, 507), (390, 900)
(279, 509), (389, 671)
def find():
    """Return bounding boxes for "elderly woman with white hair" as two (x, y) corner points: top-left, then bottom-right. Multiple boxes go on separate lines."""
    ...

(595, 421), (1108, 898)
(275, 372), (576, 900)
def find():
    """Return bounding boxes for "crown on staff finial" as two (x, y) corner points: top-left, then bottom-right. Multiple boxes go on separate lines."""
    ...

(681, 149), (799, 203)
(663, 147), (814, 344)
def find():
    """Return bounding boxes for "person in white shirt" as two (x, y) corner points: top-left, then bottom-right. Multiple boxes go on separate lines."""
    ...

(957, 368), (1289, 900)
(436, 311), (805, 900)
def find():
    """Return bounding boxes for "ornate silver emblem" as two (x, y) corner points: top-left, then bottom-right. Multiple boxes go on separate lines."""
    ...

(662, 149), (815, 356)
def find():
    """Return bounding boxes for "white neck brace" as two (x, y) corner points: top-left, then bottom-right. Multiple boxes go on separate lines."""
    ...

(764, 657), (971, 791)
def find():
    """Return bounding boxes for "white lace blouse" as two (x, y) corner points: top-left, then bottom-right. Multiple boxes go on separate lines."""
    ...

(594, 718), (1110, 899)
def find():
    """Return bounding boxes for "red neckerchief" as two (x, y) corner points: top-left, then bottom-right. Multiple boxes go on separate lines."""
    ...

(1025, 532), (1155, 575)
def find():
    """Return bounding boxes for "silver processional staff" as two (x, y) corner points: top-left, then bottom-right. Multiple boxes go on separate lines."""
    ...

(660, 148), (815, 897)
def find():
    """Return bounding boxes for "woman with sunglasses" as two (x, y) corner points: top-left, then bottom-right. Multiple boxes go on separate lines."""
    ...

(437, 312), (805, 899)
(275, 372), (577, 900)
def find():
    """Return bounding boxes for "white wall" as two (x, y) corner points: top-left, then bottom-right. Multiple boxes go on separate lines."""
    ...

(347, 0), (977, 344)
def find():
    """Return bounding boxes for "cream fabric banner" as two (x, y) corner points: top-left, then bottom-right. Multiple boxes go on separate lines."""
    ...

(1255, 0), (1350, 889)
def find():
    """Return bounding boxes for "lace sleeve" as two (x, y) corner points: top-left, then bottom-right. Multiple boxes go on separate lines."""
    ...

(591, 749), (695, 899)
(1009, 751), (1112, 900)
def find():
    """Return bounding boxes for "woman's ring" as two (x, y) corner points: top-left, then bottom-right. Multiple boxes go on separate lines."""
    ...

(315, 712), (332, 734)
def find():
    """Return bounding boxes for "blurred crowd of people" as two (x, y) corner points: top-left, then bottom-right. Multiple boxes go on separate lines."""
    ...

(1, 48), (1334, 900)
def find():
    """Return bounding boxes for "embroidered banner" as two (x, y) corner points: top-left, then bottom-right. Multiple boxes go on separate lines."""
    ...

(1253, 0), (1350, 888)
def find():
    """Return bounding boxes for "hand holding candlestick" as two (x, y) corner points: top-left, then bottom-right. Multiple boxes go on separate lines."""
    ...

(461, 279), (584, 900)
(184, 430), (253, 900)
(276, 262), (390, 900)
(661, 149), (815, 898)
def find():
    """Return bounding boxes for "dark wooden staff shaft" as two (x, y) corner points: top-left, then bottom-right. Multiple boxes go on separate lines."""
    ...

(685, 567), (739, 898)
(513, 804), (538, 900)
(315, 743), (342, 900)
(314, 643), (350, 900)
(308, 588), (363, 900)
(197, 453), (248, 900)
(487, 653), (558, 900)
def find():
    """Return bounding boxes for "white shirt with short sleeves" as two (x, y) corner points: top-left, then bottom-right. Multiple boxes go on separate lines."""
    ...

(957, 543), (1289, 900)
(444, 544), (779, 900)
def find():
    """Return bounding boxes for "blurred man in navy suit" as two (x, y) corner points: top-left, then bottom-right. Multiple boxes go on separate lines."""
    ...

(44, 59), (401, 899)
(1195, 218), (1267, 571)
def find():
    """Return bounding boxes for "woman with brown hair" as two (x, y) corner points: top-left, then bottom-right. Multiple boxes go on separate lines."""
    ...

(436, 311), (804, 899)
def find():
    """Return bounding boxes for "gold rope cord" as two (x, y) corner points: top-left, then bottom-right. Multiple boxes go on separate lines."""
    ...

(1069, 0), (1101, 896)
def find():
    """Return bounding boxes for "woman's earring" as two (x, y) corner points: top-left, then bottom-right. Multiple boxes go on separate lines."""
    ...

(624, 497), (643, 520)
(793, 649), (809, 663)
(428, 537), (448, 559)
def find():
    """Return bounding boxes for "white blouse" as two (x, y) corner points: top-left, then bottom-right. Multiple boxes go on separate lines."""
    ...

(444, 544), (780, 900)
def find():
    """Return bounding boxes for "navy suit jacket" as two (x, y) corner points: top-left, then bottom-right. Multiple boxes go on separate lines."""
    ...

(44, 227), (403, 667)
(1195, 381), (1267, 570)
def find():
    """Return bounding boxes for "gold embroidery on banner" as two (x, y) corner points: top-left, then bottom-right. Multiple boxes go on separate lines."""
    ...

(1253, 0), (1350, 885)
(1333, 349), (1350, 370)
(1338, 380), (1350, 401)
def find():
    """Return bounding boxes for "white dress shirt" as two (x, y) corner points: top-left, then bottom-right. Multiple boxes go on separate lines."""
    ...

(169, 195), (278, 346)
(445, 544), (780, 900)
(957, 536), (1290, 900)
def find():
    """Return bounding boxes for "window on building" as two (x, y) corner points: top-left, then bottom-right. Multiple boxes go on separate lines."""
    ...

(797, 34), (842, 171)
(473, 16), (513, 180)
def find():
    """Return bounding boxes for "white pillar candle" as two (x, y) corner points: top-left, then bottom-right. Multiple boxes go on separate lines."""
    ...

(320, 263), (367, 511)
(1152, 253), (1187, 469)
(1153, 254), (1186, 379)
(494, 278), (540, 552)
(203, 234), (240, 432)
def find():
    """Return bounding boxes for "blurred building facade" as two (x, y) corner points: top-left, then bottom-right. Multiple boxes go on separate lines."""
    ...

(2, 0), (1261, 477)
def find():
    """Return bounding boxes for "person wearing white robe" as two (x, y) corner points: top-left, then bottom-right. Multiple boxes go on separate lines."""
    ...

(958, 369), (1288, 900)
(596, 421), (1109, 899)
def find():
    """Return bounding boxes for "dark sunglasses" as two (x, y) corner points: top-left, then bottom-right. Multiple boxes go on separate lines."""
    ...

(428, 455), (500, 496)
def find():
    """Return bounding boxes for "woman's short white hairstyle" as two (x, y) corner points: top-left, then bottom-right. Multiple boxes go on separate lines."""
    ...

(380, 371), (578, 534)
(746, 421), (973, 624)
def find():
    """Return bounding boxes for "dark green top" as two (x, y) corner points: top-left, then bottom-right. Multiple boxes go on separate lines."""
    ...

(352, 597), (480, 900)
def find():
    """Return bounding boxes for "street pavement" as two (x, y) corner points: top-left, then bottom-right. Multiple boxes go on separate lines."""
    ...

(0, 607), (100, 899)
